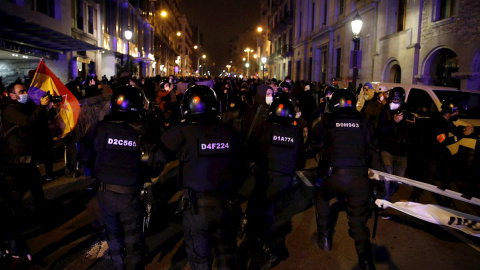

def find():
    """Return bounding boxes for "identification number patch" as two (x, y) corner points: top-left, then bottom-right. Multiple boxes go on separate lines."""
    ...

(105, 134), (138, 151)
(198, 139), (232, 155)
(271, 134), (295, 147)
(335, 119), (360, 130)
(200, 142), (230, 150)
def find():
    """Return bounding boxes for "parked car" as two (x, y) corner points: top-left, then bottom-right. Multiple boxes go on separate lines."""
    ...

(371, 82), (480, 129)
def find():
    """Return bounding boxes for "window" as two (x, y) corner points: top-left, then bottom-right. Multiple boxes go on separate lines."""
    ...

(433, 0), (456, 21)
(87, 5), (94, 34)
(406, 89), (437, 116)
(322, 50), (327, 83)
(339, 0), (344, 15)
(323, 0), (327, 25)
(335, 48), (341, 78)
(76, 0), (83, 30)
(440, 0), (456, 19)
(397, 0), (406, 32)
(28, 0), (56, 18)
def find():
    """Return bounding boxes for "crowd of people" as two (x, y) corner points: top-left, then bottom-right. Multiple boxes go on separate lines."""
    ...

(1, 72), (478, 269)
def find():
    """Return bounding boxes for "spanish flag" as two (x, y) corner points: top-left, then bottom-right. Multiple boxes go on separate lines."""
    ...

(28, 59), (80, 139)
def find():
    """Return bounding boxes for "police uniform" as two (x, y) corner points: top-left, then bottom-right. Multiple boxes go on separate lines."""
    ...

(78, 86), (148, 270)
(311, 89), (375, 270)
(245, 96), (304, 268)
(152, 85), (245, 270)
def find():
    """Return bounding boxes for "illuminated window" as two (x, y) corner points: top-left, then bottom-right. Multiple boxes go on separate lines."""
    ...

(433, 0), (457, 21)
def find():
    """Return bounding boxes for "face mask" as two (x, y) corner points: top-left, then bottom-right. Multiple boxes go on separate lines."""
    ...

(266, 96), (273, 105)
(389, 102), (401, 111)
(379, 95), (384, 102)
(18, 94), (29, 104)
(363, 94), (371, 101)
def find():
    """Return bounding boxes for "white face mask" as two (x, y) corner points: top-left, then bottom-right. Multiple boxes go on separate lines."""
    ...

(363, 94), (371, 101)
(18, 94), (29, 104)
(266, 96), (273, 105)
(379, 95), (384, 102)
(389, 102), (401, 110)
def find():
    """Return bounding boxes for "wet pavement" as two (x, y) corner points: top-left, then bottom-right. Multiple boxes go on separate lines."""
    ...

(7, 158), (480, 270)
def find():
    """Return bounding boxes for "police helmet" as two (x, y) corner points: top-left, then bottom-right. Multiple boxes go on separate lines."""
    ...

(110, 85), (146, 116)
(268, 96), (295, 124)
(328, 88), (356, 112)
(389, 87), (405, 103)
(181, 85), (219, 118)
(441, 98), (461, 114)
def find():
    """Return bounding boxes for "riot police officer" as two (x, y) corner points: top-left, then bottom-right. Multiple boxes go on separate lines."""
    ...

(151, 85), (246, 270)
(245, 96), (305, 269)
(429, 98), (474, 206)
(311, 89), (375, 270)
(78, 85), (149, 270)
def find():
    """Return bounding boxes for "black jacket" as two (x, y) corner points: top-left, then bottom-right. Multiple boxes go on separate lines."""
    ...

(1, 99), (56, 158)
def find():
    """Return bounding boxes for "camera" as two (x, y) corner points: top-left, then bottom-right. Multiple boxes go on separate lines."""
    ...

(394, 104), (414, 121)
(43, 91), (63, 103)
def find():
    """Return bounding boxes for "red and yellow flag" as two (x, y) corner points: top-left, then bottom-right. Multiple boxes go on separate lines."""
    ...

(28, 59), (80, 138)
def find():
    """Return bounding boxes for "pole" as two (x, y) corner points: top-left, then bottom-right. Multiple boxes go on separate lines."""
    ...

(262, 65), (264, 81)
(127, 41), (129, 73)
(352, 37), (360, 91)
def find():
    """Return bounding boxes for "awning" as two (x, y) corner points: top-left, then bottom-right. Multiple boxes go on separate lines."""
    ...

(0, 10), (102, 54)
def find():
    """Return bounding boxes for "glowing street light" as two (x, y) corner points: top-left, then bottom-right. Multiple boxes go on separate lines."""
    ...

(351, 13), (363, 91)
(244, 48), (254, 77)
(124, 26), (133, 72)
(160, 10), (167, 17)
(257, 26), (263, 33)
(226, 64), (231, 75)
(261, 57), (267, 81)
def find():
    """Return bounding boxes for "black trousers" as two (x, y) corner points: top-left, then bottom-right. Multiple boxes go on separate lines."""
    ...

(314, 167), (371, 255)
(182, 200), (239, 270)
(98, 190), (146, 270)
(4, 162), (45, 211)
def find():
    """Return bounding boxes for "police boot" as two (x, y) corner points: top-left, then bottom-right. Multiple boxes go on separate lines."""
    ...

(311, 231), (332, 251)
(358, 253), (376, 270)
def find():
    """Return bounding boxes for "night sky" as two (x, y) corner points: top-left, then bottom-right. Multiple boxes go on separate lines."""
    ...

(178, 0), (260, 75)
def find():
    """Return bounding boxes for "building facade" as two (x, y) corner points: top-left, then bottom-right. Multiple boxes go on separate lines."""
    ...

(259, 0), (480, 90)
(0, 0), (196, 85)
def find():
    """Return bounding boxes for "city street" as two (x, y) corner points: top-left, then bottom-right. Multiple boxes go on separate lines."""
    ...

(9, 158), (480, 270)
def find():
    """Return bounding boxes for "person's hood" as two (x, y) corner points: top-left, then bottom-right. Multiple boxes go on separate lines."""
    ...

(256, 84), (270, 105)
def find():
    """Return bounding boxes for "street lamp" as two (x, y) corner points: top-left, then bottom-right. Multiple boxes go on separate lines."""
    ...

(226, 64), (231, 76)
(244, 48), (254, 78)
(202, 54), (206, 75)
(351, 13), (362, 91)
(261, 57), (267, 81)
(124, 26), (133, 73)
